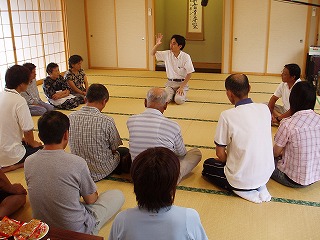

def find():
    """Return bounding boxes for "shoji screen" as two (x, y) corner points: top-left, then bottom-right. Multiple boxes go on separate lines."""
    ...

(0, 0), (67, 90)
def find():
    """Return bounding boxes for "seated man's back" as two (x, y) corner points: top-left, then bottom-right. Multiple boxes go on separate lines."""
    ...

(69, 108), (122, 180)
(25, 110), (124, 235)
(127, 88), (201, 182)
(127, 108), (186, 160)
(69, 84), (129, 182)
(202, 74), (274, 203)
(25, 149), (96, 233)
(218, 102), (274, 188)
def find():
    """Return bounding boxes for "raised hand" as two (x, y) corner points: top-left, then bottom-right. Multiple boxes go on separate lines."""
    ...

(155, 33), (163, 45)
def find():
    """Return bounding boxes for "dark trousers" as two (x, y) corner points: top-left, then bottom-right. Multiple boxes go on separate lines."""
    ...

(112, 147), (132, 175)
(202, 158), (258, 192)
(202, 158), (234, 191)
(18, 141), (43, 164)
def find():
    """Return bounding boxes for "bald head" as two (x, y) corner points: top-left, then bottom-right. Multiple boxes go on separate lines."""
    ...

(146, 88), (168, 110)
(225, 74), (250, 99)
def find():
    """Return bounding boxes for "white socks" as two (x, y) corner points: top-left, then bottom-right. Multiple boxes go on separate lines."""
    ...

(258, 185), (272, 202)
(233, 190), (262, 203)
(233, 185), (272, 204)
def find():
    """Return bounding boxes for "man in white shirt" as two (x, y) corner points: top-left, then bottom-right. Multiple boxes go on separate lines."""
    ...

(0, 65), (42, 172)
(151, 33), (194, 105)
(267, 63), (301, 124)
(202, 74), (274, 203)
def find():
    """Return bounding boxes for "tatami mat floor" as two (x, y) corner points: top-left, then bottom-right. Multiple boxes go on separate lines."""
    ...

(6, 70), (320, 240)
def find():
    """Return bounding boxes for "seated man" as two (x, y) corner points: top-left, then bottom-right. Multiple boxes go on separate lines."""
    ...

(69, 84), (131, 182)
(109, 147), (208, 240)
(272, 81), (320, 187)
(151, 33), (194, 105)
(0, 65), (42, 172)
(202, 74), (274, 203)
(268, 63), (301, 124)
(20, 63), (54, 116)
(0, 168), (27, 218)
(24, 111), (125, 235)
(127, 87), (201, 182)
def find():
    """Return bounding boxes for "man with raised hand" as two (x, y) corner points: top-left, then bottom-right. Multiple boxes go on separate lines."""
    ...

(151, 33), (194, 105)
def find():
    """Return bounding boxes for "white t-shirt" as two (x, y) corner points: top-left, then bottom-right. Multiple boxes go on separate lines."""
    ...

(155, 50), (194, 80)
(109, 206), (208, 240)
(0, 89), (34, 166)
(274, 78), (301, 111)
(214, 100), (274, 189)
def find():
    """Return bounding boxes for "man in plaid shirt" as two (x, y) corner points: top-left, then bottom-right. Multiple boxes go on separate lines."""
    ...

(69, 84), (131, 182)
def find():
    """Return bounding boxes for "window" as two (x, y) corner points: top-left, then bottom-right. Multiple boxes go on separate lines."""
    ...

(0, 0), (67, 90)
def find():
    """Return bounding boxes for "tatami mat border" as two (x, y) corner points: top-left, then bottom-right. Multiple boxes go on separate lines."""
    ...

(110, 95), (231, 105)
(120, 138), (214, 150)
(109, 96), (320, 110)
(105, 176), (320, 207)
(87, 74), (280, 85)
(64, 109), (219, 123)
(31, 128), (214, 149)
(100, 83), (274, 95)
(38, 92), (319, 110)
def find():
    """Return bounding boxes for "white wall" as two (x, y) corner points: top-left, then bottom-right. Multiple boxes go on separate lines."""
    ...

(223, 0), (318, 75)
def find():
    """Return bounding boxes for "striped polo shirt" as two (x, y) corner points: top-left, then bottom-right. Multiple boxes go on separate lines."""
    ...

(127, 108), (187, 160)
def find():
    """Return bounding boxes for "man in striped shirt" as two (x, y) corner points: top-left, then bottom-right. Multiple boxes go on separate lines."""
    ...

(127, 87), (201, 182)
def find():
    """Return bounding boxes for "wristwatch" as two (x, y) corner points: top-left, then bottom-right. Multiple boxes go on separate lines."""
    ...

(276, 116), (281, 122)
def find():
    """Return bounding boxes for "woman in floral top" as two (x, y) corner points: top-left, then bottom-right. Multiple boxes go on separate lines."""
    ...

(64, 55), (89, 103)
(43, 62), (81, 110)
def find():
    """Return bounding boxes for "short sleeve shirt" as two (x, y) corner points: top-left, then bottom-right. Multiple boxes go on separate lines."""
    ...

(155, 50), (194, 79)
(43, 75), (69, 99)
(214, 99), (274, 189)
(25, 149), (97, 234)
(274, 110), (320, 185)
(69, 106), (123, 181)
(274, 78), (301, 111)
(0, 89), (34, 166)
(64, 69), (86, 93)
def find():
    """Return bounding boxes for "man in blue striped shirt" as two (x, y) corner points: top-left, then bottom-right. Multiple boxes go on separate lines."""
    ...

(127, 87), (201, 182)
